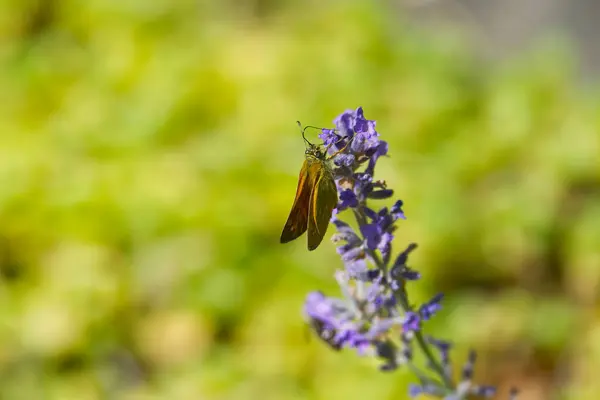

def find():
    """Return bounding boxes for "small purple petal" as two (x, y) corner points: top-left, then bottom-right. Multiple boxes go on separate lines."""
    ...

(403, 312), (420, 332)
(379, 232), (393, 266)
(401, 268), (421, 281)
(373, 295), (384, 308)
(319, 128), (339, 147)
(366, 269), (381, 281)
(335, 242), (354, 255)
(333, 109), (356, 137)
(351, 173), (372, 198)
(427, 336), (453, 370)
(350, 108), (379, 154)
(379, 232), (393, 250)
(472, 386), (497, 398)
(364, 140), (388, 175)
(381, 243), (392, 267)
(329, 207), (339, 222)
(350, 132), (368, 153)
(344, 259), (368, 280)
(335, 327), (369, 353)
(375, 141), (388, 157)
(340, 245), (363, 261)
(304, 292), (334, 321)
(366, 274), (384, 305)
(376, 208), (394, 232)
(362, 206), (378, 221)
(332, 219), (355, 235)
(360, 223), (382, 251)
(383, 294), (397, 308)
(408, 384), (423, 398)
(419, 293), (444, 321)
(392, 243), (418, 269)
(391, 199), (406, 220)
(338, 188), (359, 209)
(367, 189), (394, 199)
(409, 383), (442, 398)
(334, 153), (355, 167)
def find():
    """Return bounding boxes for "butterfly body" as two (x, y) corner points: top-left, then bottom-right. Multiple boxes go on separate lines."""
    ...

(280, 144), (338, 251)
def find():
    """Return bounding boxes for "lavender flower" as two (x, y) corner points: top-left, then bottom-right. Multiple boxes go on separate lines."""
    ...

(302, 107), (518, 398)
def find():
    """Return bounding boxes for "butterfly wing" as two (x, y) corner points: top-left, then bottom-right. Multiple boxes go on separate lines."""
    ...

(307, 164), (338, 251)
(280, 159), (315, 244)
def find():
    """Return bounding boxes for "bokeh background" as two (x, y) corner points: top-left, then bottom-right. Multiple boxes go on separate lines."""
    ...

(1, 0), (600, 399)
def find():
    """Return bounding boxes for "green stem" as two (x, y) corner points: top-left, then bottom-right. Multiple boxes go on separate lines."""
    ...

(352, 208), (455, 391)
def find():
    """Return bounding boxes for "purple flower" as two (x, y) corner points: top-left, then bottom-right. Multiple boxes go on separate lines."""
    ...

(408, 384), (423, 398)
(331, 218), (359, 237)
(360, 207), (389, 250)
(318, 128), (339, 146)
(353, 172), (374, 201)
(389, 243), (420, 288)
(324, 107), (387, 176)
(359, 206), (398, 252)
(335, 327), (370, 353)
(304, 291), (338, 325)
(304, 292), (346, 350)
(349, 108), (380, 154)
(331, 219), (362, 250)
(390, 199), (406, 220)
(334, 153), (356, 167)
(389, 278), (403, 292)
(427, 336), (453, 378)
(368, 318), (398, 338)
(400, 267), (421, 281)
(409, 383), (443, 398)
(472, 386), (497, 398)
(365, 273), (386, 309)
(360, 222), (383, 251)
(427, 336), (452, 366)
(339, 245), (363, 262)
(345, 259), (368, 280)
(403, 312), (420, 332)
(304, 291), (371, 352)
(379, 223), (393, 240)
(353, 107), (374, 132)
(351, 128), (379, 154)
(365, 141), (389, 176)
(303, 108), (517, 399)
(392, 243), (418, 269)
(373, 140), (389, 158)
(368, 189), (394, 199)
(338, 188), (358, 210)
(333, 109), (357, 137)
(462, 349), (477, 380)
(379, 232), (393, 260)
(419, 293), (444, 321)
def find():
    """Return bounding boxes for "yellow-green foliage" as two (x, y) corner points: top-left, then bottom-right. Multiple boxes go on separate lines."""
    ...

(1, 1), (599, 399)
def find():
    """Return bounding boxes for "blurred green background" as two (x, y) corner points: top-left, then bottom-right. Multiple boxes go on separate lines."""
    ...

(1, 1), (600, 399)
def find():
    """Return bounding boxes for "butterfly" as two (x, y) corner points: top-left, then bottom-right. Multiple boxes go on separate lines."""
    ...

(280, 122), (348, 250)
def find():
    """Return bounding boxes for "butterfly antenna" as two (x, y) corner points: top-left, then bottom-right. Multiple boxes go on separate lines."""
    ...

(296, 121), (313, 146)
(297, 121), (337, 146)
